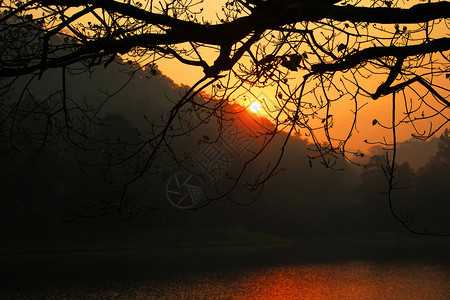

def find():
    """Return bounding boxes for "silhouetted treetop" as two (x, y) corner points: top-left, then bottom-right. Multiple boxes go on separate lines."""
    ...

(1, 1), (449, 79)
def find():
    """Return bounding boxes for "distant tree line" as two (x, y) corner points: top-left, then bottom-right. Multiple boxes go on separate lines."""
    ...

(1, 86), (448, 236)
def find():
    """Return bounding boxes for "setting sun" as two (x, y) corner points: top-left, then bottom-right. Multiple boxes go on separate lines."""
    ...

(249, 101), (262, 113)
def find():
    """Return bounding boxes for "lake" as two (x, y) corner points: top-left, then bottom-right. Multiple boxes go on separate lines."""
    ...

(1, 235), (449, 299)
(107, 261), (448, 299)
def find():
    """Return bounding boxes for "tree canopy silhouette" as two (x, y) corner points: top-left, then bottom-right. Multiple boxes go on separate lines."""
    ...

(1, 0), (449, 231)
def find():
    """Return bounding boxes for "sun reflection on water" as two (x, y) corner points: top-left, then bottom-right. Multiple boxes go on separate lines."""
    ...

(121, 261), (448, 299)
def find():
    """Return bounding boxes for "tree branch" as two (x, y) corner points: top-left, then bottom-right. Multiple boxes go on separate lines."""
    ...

(372, 56), (404, 100)
(311, 38), (450, 74)
(41, 0), (196, 29)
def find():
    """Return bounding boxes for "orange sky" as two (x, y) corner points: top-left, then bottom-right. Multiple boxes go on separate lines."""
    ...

(150, 1), (449, 153)
(26, 0), (448, 153)
(158, 61), (448, 155)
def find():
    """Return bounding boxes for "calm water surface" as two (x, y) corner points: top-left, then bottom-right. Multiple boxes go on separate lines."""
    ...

(6, 261), (445, 299)
(103, 262), (449, 299)
(1, 239), (449, 299)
